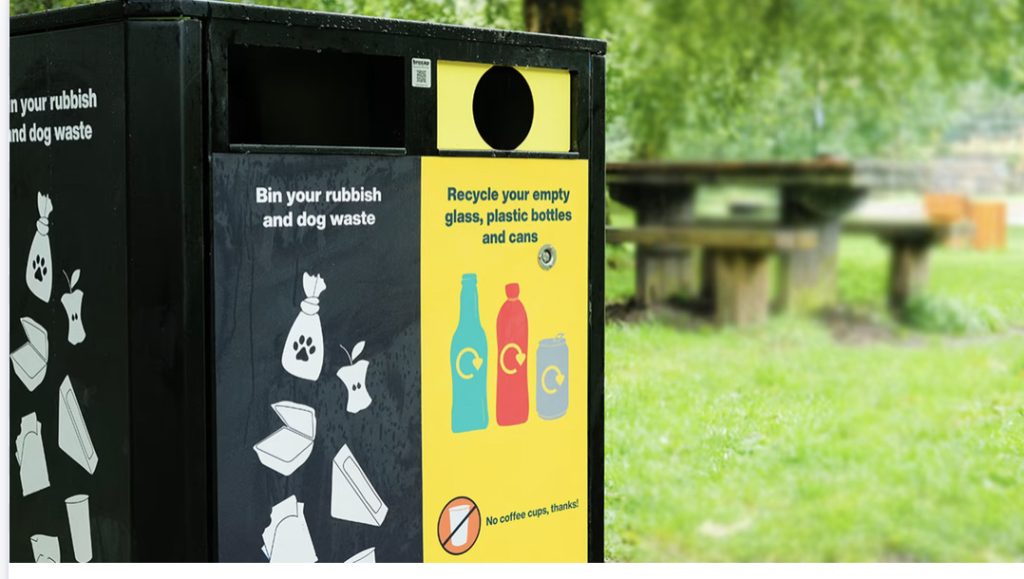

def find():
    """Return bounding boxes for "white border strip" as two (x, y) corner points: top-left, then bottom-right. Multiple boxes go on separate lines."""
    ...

(7, 564), (1024, 579)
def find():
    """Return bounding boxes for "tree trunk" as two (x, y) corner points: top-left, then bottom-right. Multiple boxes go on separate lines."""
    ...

(524, 0), (583, 37)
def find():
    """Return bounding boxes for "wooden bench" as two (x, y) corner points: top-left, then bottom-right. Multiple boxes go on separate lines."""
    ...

(608, 161), (868, 313)
(842, 220), (965, 313)
(607, 224), (818, 326)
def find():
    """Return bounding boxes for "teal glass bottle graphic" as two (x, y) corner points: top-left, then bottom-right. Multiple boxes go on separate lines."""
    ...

(451, 274), (489, 433)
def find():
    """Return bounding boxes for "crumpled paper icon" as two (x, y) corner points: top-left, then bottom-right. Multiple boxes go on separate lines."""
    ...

(16, 413), (50, 496)
(31, 534), (60, 563)
(261, 495), (317, 563)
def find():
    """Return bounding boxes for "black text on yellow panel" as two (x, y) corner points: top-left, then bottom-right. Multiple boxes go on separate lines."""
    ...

(438, 61), (570, 153)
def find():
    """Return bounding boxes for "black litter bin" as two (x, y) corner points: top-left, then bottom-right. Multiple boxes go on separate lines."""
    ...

(10, 0), (605, 563)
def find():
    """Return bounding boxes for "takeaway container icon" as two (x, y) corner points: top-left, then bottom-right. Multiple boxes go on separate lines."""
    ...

(253, 401), (316, 477)
(10, 317), (48, 392)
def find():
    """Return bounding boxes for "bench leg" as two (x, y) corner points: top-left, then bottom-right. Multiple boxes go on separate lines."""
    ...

(637, 247), (695, 306)
(889, 240), (930, 312)
(634, 187), (697, 306)
(713, 251), (771, 326)
(777, 219), (840, 313)
(777, 185), (864, 312)
(699, 248), (717, 305)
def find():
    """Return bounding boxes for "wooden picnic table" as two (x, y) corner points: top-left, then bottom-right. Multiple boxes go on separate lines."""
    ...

(607, 222), (818, 325)
(608, 159), (867, 311)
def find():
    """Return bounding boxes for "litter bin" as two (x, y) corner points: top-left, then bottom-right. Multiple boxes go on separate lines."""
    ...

(10, 0), (606, 563)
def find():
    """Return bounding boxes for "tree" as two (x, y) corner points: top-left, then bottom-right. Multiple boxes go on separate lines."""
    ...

(11, 0), (520, 28)
(585, 0), (1024, 160)
(13, 0), (1024, 162)
(524, 0), (582, 36)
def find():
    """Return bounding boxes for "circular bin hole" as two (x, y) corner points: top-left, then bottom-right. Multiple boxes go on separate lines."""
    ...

(473, 66), (534, 150)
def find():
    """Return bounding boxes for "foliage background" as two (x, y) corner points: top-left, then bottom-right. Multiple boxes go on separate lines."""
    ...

(12, 0), (1024, 562)
(11, 0), (1024, 161)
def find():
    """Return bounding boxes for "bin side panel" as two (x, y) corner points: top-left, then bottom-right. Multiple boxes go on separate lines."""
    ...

(125, 19), (209, 561)
(586, 54), (606, 563)
(211, 153), (423, 562)
(10, 22), (132, 562)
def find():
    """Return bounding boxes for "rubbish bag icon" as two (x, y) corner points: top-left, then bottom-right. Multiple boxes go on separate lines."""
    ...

(26, 192), (54, 303)
(281, 273), (326, 382)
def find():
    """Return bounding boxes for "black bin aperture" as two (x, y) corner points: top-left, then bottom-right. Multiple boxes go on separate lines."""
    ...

(472, 66), (534, 150)
(228, 45), (405, 148)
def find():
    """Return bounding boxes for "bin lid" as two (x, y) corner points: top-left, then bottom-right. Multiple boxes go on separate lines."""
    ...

(20, 317), (48, 361)
(12, 1), (607, 55)
(272, 401), (316, 439)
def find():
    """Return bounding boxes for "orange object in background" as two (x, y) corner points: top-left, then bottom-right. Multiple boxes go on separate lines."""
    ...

(923, 193), (969, 223)
(968, 200), (1007, 251)
(923, 193), (971, 248)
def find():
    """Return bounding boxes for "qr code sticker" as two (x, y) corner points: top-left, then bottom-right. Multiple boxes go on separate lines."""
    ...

(412, 58), (431, 89)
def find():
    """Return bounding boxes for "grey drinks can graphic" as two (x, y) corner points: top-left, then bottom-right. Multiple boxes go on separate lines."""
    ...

(536, 334), (569, 420)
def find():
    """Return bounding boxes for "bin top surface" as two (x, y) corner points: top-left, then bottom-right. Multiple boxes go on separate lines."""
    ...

(12, 0), (606, 55)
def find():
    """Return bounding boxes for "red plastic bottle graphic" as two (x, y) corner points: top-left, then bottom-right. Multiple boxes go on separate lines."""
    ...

(496, 283), (529, 426)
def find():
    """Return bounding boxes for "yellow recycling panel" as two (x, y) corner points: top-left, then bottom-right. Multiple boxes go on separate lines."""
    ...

(437, 61), (571, 153)
(421, 156), (588, 561)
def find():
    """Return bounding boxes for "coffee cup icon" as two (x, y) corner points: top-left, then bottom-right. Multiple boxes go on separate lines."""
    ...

(65, 494), (92, 562)
(448, 504), (471, 547)
(536, 334), (569, 420)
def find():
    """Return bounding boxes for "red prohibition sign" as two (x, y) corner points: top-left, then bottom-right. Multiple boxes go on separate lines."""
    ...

(437, 496), (481, 555)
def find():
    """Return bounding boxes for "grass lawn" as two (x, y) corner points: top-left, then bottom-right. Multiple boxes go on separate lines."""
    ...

(604, 227), (1024, 561)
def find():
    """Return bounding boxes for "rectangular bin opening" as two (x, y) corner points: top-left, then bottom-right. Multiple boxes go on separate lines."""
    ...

(228, 45), (405, 149)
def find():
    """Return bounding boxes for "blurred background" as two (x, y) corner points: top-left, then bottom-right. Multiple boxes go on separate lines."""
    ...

(13, 0), (1024, 562)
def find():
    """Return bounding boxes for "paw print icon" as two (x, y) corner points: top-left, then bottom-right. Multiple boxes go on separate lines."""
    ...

(32, 256), (48, 282)
(293, 335), (316, 362)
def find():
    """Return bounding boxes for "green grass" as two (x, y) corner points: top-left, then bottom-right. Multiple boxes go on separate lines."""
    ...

(838, 231), (1024, 330)
(604, 228), (1024, 561)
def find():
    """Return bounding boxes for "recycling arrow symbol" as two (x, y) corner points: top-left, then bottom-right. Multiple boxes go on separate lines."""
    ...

(499, 343), (526, 375)
(541, 365), (565, 394)
(456, 347), (483, 380)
